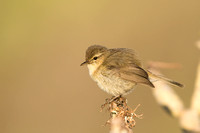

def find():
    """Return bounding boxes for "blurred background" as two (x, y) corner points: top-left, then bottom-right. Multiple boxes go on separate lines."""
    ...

(0, 0), (200, 133)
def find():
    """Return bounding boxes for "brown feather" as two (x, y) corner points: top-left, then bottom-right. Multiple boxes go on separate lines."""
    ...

(102, 48), (154, 88)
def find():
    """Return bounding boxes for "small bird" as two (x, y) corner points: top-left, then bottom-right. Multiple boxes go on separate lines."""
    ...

(81, 45), (183, 96)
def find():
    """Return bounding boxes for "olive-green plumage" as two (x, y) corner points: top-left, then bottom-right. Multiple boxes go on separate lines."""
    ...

(81, 45), (183, 96)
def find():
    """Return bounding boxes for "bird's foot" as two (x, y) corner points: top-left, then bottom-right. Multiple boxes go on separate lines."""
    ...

(100, 95), (122, 112)
(109, 95), (122, 103)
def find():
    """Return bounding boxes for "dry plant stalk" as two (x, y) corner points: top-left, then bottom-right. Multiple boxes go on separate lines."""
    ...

(148, 65), (184, 118)
(179, 44), (200, 132)
(191, 59), (200, 115)
(101, 97), (142, 133)
(100, 44), (200, 133)
(148, 51), (200, 133)
(179, 43), (200, 132)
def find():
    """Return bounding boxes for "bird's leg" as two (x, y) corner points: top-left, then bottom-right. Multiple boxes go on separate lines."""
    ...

(109, 95), (122, 103)
(100, 95), (122, 111)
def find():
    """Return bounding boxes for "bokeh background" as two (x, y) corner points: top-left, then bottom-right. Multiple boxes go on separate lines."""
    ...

(1, 0), (200, 133)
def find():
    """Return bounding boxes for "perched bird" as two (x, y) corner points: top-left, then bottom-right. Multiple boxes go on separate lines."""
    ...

(81, 45), (183, 96)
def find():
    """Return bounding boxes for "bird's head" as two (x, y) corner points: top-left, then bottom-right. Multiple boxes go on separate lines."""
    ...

(80, 45), (108, 66)
(80, 45), (108, 75)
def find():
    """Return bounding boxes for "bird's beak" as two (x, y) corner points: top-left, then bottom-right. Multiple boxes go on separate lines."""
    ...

(80, 61), (88, 66)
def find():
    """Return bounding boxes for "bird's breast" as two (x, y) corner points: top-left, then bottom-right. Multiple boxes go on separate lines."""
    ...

(94, 69), (136, 96)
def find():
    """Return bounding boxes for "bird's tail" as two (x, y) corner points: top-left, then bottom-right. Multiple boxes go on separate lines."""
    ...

(147, 70), (184, 88)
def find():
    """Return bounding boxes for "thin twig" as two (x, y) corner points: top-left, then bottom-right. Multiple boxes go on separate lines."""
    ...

(148, 66), (184, 118)
(148, 49), (200, 132)
(191, 54), (200, 115)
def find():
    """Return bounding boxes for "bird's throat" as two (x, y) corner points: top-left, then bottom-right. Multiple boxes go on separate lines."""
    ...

(87, 64), (99, 76)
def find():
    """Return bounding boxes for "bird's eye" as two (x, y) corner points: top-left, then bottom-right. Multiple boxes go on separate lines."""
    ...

(93, 57), (98, 60)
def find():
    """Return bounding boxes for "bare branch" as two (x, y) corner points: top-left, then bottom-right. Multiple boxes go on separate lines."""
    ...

(110, 117), (133, 133)
(101, 97), (142, 133)
(147, 66), (184, 118)
(151, 77), (184, 117)
(147, 56), (200, 132)
(191, 58), (200, 115)
(179, 109), (200, 132)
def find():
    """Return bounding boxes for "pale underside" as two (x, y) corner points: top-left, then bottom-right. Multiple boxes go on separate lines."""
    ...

(88, 64), (136, 96)
(86, 48), (154, 96)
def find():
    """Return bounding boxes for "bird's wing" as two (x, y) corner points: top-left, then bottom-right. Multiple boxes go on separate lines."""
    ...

(102, 48), (154, 88)
(106, 64), (155, 88)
